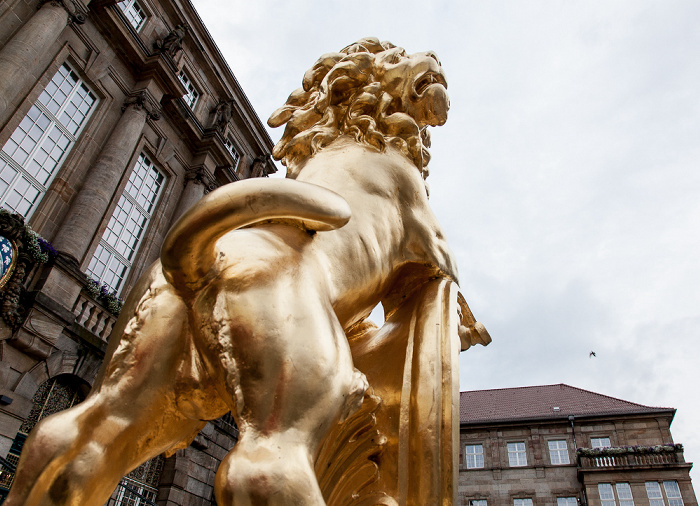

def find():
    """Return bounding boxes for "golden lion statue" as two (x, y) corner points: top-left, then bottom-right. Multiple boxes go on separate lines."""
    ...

(5, 37), (488, 506)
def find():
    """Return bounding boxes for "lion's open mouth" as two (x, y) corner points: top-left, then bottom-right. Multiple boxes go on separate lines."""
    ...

(414, 72), (447, 96)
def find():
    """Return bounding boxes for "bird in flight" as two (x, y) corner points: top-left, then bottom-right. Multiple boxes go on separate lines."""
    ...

(589, 351), (597, 358)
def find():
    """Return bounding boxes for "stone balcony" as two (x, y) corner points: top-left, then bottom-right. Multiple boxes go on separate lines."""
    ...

(577, 444), (686, 471)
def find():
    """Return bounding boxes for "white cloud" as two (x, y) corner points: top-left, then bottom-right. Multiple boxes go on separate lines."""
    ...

(193, 0), (700, 483)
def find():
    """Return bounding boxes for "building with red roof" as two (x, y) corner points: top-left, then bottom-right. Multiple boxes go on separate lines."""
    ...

(459, 384), (696, 506)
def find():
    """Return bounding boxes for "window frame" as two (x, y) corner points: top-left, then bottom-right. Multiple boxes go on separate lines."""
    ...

(590, 437), (611, 449)
(224, 137), (241, 173)
(465, 444), (484, 469)
(646, 481), (666, 506)
(557, 498), (577, 506)
(469, 500), (487, 506)
(178, 69), (200, 110)
(0, 62), (97, 218)
(513, 499), (533, 506)
(598, 483), (617, 506)
(507, 442), (527, 467)
(116, 0), (147, 31)
(86, 152), (165, 294)
(614, 482), (634, 506)
(663, 481), (684, 506)
(547, 439), (570, 465)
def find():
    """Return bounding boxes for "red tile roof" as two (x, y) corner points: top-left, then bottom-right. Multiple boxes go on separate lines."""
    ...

(460, 384), (674, 425)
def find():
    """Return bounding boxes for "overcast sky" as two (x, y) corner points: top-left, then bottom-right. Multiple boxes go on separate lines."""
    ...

(193, 0), (700, 484)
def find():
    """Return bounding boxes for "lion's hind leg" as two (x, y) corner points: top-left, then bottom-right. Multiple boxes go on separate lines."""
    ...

(4, 262), (223, 505)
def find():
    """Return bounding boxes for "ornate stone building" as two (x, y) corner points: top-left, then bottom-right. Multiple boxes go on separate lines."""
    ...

(459, 384), (697, 506)
(0, 0), (275, 503)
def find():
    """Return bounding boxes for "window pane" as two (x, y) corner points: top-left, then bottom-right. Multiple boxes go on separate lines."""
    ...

(117, 0), (146, 30)
(465, 444), (484, 469)
(514, 499), (533, 506)
(86, 153), (164, 293)
(0, 63), (96, 217)
(591, 437), (611, 449)
(469, 501), (487, 506)
(548, 440), (570, 465)
(558, 498), (577, 506)
(599, 483), (616, 506)
(663, 481), (683, 506)
(178, 71), (199, 109)
(616, 483), (634, 506)
(507, 442), (527, 467)
(646, 482), (665, 506)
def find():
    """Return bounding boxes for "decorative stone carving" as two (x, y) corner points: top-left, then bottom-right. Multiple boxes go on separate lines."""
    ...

(154, 23), (188, 58)
(122, 91), (161, 121)
(38, 0), (86, 25)
(184, 167), (216, 193)
(211, 100), (233, 131)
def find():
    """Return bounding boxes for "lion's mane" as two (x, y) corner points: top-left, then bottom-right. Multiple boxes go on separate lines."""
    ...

(268, 37), (433, 179)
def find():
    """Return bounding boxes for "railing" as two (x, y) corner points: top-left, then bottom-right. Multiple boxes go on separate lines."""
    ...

(73, 292), (117, 342)
(578, 444), (684, 469)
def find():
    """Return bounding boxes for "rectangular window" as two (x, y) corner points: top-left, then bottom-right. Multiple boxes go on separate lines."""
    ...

(557, 498), (577, 506)
(465, 444), (484, 469)
(224, 138), (241, 172)
(548, 440), (570, 465)
(646, 482), (665, 506)
(591, 437), (611, 448)
(86, 153), (164, 293)
(116, 0), (146, 31)
(663, 481), (683, 506)
(507, 442), (527, 467)
(469, 501), (487, 506)
(514, 499), (533, 506)
(178, 70), (199, 109)
(0, 63), (96, 217)
(616, 483), (634, 506)
(599, 483), (616, 506)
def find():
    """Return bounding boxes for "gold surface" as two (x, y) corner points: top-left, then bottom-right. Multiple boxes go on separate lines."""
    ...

(5, 37), (489, 505)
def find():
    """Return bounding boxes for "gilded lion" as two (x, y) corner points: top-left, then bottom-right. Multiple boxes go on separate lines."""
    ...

(6, 37), (469, 505)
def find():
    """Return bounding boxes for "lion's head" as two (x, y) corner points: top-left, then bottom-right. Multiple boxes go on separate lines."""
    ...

(268, 37), (449, 179)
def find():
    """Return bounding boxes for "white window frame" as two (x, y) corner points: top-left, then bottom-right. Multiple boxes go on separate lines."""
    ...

(513, 499), (533, 506)
(86, 152), (164, 294)
(646, 482), (666, 506)
(0, 63), (97, 218)
(590, 437), (611, 448)
(469, 501), (487, 506)
(178, 70), (199, 109)
(465, 444), (484, 469)
(116, 0), (146, 31)
(507, 442), (527, 467)
(557, 498), (577, 506)
(616, 483), (634, 506)
(548, 440), (570, 465)
(599, 483), (617, 506)
(224, 138), (241, 172)
(663, 481), (684, 506)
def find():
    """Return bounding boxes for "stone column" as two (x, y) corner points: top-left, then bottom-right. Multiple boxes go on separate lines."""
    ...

(0, 0), (85, 129)
(171, 168), (214, 222)
(53, 92), (160, 262)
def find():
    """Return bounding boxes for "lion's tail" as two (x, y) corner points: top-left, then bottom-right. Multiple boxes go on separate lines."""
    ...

(161, 178), (351, 293)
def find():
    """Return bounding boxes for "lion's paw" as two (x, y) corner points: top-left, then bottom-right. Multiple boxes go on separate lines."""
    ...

(339, 369), (369, 423)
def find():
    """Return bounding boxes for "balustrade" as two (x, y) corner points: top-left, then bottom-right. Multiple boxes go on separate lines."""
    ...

(72, 292), (117, 342)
